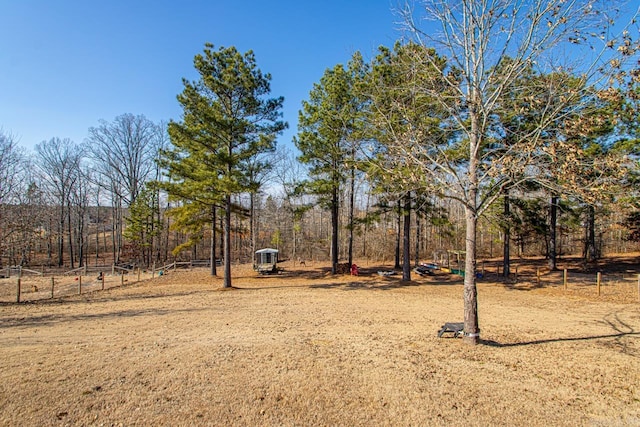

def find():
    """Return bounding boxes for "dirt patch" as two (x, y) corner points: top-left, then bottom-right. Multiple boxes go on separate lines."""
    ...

(0, 259), (639, 426)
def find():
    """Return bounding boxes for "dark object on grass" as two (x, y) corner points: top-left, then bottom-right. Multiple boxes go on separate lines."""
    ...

(438, 322), (464, 338)
(414, 265), (435, 276)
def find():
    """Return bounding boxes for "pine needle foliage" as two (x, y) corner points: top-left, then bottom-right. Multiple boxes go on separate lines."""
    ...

(161, 44), (286, 287)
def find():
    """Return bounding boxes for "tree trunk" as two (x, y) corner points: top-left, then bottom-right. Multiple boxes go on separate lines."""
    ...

(112, 214), (117, 265)
(330, 185), (339, 274)
(67, 204), (74, 269)
(463, 205), (480, 345)
(548, 195), (558, 271)
(395, 200), (401, 269)
(95, 207), (100, 267)
(584, 204), (597, 263)
(503, 189), (510, 278)
(223, 197), (232, 288)
(415, 213), (420, 267)
(363, 191), (371, 260)
(250, 192), (257, 261)
(402, 192), (411, 281)
(58, 207), (65, 267)
(347, 165), (355, 268)
(47, 217), (53, 266)
(292, 217), (297, 261)
(77, 207), (85, 268)
(463, 107), (480, 345)
(210, 205), (217, 276)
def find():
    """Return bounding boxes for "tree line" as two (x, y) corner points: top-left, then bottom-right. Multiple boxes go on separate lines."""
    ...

(2, 0), (639, 343)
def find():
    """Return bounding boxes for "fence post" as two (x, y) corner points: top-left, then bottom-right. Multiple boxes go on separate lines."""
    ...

(50, 277), (55, 299)
(563, 269), (568, 290)
(16, 277), (21, 303)
(78, 275), (82, 295)
(597, 272), (601, 296)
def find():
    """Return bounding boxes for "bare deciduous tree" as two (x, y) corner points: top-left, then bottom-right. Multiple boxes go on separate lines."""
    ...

(86, 114), (166, 264)
(34, 138), (84, 267)
(87, 113), (163, 207)
(0, 130), (28, 267)
(393, 0), (638, 344)
(0, 130), (25, 204)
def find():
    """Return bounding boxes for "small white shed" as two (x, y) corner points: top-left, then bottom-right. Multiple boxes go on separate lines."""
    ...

(254, 248), (279, 274)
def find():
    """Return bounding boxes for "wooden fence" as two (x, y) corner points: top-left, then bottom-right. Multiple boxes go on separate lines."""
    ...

(0, 260), (218, 303)
(3, 261), (638, 303)
(483, 264), (640, 302)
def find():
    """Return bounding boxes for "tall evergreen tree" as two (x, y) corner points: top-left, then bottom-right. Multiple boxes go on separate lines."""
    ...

(612, 72), (640, 240)
(295, 54), (365, 274)
(163, 44), (286, 287)
(364, 42), (451, 280)
(124, 185), (162, 266)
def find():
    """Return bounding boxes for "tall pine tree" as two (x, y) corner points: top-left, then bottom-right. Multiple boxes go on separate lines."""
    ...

(163, 44), (286, 287)
(295, 54), (366, 274)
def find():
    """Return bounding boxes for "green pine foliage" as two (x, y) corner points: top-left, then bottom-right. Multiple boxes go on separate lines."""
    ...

(295, 53), (366, 274)
(124, 186), (162, 265)
(160, 44), (286, 286)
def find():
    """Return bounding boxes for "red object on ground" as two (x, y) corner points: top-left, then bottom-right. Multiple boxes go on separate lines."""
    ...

(351, 264), (359, 276)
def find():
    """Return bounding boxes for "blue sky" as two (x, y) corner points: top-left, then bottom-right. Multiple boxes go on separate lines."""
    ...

(0, 1), (401, 152)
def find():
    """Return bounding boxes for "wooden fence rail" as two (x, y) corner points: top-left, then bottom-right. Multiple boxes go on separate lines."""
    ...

(4, 262), (638, 303)
(1, 266), (44, 278)
(505, 268), (640, 302)
(2, 258), (207, 302)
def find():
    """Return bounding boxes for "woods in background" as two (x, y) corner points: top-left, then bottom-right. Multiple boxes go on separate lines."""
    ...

(1, 3), (640, 318)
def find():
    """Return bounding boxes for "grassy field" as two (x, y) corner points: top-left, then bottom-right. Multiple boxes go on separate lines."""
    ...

(0, 260), (639, 426)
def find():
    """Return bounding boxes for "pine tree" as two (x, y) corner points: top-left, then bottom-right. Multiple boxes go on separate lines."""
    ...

(162, 44), (286, 287)
(295, 54), (366, 274)
(365, 42), (451, 280)
(124, 185), (162, 266)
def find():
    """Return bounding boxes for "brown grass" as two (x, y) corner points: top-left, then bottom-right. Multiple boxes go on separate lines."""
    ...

(0, 258), (639, 426)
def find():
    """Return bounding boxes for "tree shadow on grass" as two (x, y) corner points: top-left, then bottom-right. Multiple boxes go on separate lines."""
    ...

(309, 279), (426, 291)
(0, 306), (210, 329)
(237, 273), (462, 291)
(481, 310), (639, 354)
(234, 279), (423, 291)
(481, 331), (640, 348)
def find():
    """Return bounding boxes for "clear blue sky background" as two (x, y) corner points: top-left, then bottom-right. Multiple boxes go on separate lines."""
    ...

(1, 1), (402, 153)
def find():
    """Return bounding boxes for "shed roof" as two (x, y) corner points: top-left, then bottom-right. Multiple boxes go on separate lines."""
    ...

(255, 248), (279, 254)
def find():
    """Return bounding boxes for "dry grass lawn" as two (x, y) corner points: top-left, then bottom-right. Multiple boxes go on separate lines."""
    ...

(0, 258), (639, 426)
